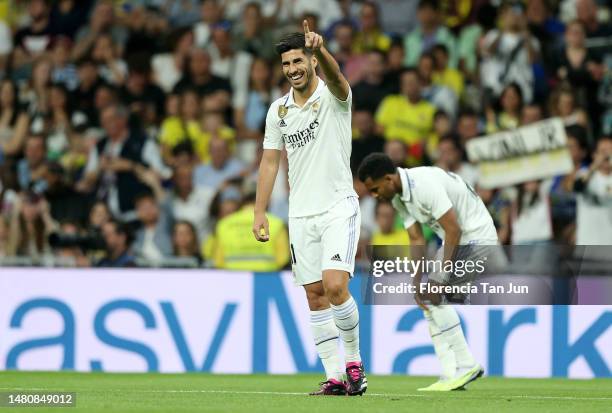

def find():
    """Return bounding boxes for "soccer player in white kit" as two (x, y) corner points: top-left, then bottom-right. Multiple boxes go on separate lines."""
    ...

(358, 153), (492, 391)
(252, 22), (366, 396)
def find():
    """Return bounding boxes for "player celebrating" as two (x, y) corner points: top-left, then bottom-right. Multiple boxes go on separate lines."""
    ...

(358, 153), (492, 391)
(252, 22), (366, 396)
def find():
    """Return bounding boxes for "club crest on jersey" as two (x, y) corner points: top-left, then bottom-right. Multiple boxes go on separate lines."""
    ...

(312, 101), (320, 113)
(278, 105), (288, 119)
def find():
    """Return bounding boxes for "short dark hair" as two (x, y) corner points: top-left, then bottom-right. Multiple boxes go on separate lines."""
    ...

(432, 43), (449, 56)
(133, 190), (156, 206)
(106, 219), (134, 246)
(418, 0), (439, 10)
(357, 153), (396, 182)
(275, 32), (311, 56)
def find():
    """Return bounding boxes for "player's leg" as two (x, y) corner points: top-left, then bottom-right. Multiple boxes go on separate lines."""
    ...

(417, 307), (458, 391)
(320, 197), (366, 396)
(426, 304), (482, 390)
(422, 245), (483, 390)
(290, 216), (345, 396)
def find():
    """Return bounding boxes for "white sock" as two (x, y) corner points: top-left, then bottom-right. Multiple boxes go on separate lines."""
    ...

(310, 308), (343, 381)
(331, 296), (361, 363)
(424, 309), (456, 380)
(429, 305), (477, 370)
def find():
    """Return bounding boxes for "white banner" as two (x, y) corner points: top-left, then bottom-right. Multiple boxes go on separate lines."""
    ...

(0, 269), (610, 378)
(466, 118), (573, 188)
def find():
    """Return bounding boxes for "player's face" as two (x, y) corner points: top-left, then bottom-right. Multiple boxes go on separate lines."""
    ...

(364, 176), (396, 201)
(281, 49), (315, 92)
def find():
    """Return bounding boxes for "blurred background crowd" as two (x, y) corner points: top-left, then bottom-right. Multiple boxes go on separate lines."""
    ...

(0, 0), (610, 270)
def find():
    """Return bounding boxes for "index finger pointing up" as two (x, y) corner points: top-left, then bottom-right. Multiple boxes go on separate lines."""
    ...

(303, 19), (310, 34)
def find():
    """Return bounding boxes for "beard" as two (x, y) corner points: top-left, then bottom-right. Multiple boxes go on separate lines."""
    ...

(288, 65), (313, 92)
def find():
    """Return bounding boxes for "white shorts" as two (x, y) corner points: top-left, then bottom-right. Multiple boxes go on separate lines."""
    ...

(288, 197), (361, 285)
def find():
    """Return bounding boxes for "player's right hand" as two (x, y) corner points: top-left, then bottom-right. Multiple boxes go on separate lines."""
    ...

(253, 213), (270, 242)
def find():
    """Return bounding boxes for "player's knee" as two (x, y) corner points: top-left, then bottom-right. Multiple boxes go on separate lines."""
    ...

(322, 279), (348, 303)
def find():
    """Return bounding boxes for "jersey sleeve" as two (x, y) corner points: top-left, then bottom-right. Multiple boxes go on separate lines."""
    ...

(263, 103), (283, 150)
(417, 176), (453, 220)
(324, 85), (352, 113)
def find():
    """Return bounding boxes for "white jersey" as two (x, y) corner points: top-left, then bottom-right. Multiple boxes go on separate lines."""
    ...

(263, 77), (356, 217)
(391, 167), (498, 243)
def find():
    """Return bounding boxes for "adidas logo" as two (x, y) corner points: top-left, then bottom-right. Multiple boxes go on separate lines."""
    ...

(279, 119), (287, 127)
(331, 254), (342, 262)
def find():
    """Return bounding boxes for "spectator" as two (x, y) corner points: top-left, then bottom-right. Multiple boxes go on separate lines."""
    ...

(132, 191), (172, 262)
(432, 44), (464, 98)
(23, 57), (53, 117)
(436, 134), (479, 188)
(209, 189), (289, 271)
(486, 83), (523, 133)
(12, 0), (53, 71)
(234, 57), (274, 141)
(43, 161), (88, 224)
(152, 28), (194, 94)
(352, 50), (393, 114)
(164, 0), (201, 28)
(480, 2), (540, 103)
(172, 48), (232, 105)
(172, 220), (203, 264)
(91, 33), (128, 86)
(511, 180), (554, 245)
(383, 42), (405, 93)
(329, 21), (366, 85)
(209, 23), (252, 111)
(49, 0), (92, 39)
(97, 219), (135, 267)
(526, 0), (565, 65)
(193, 0), (224, 49)
(351, 111), (385, 173)
(0, 80), (30, 158)
(371, 0), (418, 36)
(120, 58), (166, 128)
(88, 200), (112, 232)
(403, 0), (457, 68)
(74, 58), (103, 123)
(353, 1), (391, 53)
(0, 19), (12, 77)
(477, 186), (511, 244)
(575, 0), (612, 39)
(124, 6), (167, 59)
(553, 20), (603, 128)
(550, 126), (589, 243)
(376, 68), (436, 165)
(458, 3), (497, 83)
(456, 109), (481, 147)
(232, 2), (275, 61)
(50, 36), (79, 91)
(166, 164), (215, 239)
(548, 85), (589, 128)
(77, 104), (168, 221)
(573, 136), (612, 245)
(6, 191), (56, 259)
(370, 200), (410, 245)
(384, 139), (408, 168)
(72, 0), (128, 61)
(194, 138), (245, 192)
(521, 102), (545, 125)
(17, 134), (48, 192)
(418, 52), (457, 119)
(428, 110), (452, 161)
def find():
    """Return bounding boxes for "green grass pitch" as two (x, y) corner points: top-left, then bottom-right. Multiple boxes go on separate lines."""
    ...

(0, 372), (610, 412)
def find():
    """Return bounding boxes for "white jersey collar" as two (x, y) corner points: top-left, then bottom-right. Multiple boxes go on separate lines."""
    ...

(285, 76), (324, 108)
(397, 167), (412, 202)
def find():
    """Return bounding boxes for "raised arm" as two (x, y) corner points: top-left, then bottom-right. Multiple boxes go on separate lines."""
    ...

(303, 20), (350, 101)
(253, 149), (281, 242)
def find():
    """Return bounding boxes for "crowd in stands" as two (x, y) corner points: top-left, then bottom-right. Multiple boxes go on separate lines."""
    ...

(0, 0), (610, 269)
